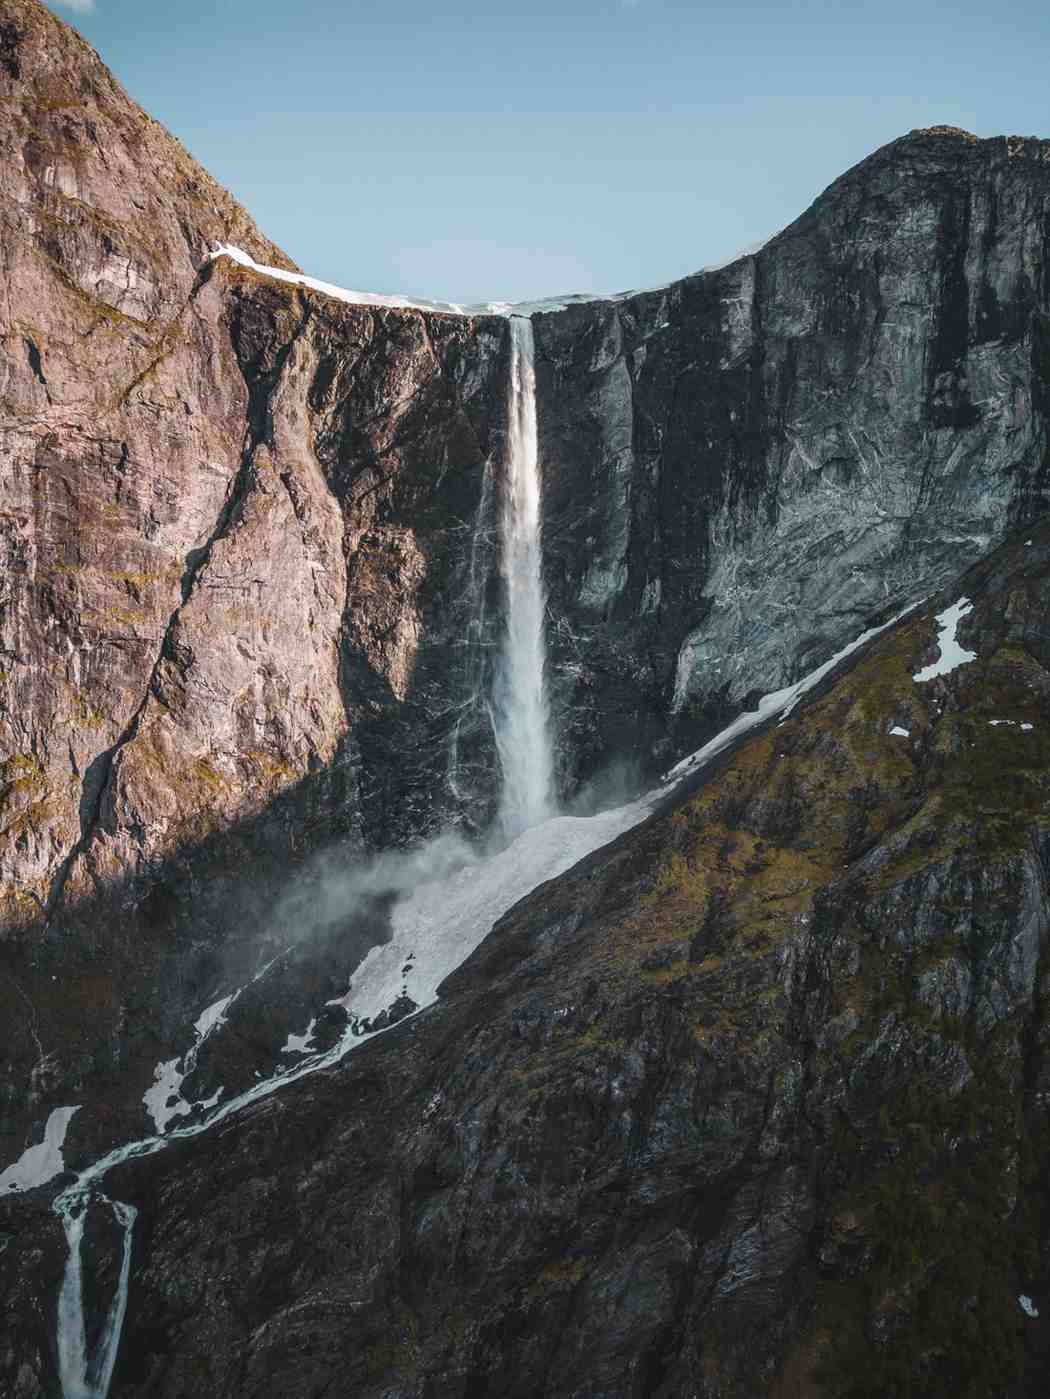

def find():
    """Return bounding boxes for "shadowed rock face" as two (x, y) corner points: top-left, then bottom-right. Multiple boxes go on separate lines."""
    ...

(3, 3), (1050, 1392)
(5, 519), (1050, 1399)
(535, 126), (1050, 791)
(0, 0), (510, 1160)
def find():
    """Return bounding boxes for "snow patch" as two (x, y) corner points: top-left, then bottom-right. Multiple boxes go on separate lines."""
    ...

(333, 799), (651, 1035)
(913, 598), (977, 683)
(142, 991), (237, 1133)
(193, 993), (234, 1040)
(0, 1105), (80, 1193)
(282, 1019), (317, 1056)
(142, 1058), (190, 1135)
(666, 603), (920, 783)
(1020, 1294), (1039, 1318)
(889, 725), (910, 737)
(989, 719), (1034, 731)
(209, 234), (772, 322)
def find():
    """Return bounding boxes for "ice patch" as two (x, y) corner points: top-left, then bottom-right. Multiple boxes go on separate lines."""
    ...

(282, 1019), (317, 1056)
(1019, 1294), (1039, 1318)
(913, 598), (977, 683)
(0, 1105), (80, 1193)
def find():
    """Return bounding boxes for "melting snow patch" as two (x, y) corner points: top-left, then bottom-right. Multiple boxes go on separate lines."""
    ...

(0, 1105), (80, 1192)
(142, 992), (238, 1132)
(989, 720), (1035, 731)
(889, 725), (910, 737)
(332, 800), (651, 1034)
(913, 598), (977, 683)
(194, 993), (234, 1040)
(143, 1058), (191, 1135)
(666, 603), (920, 778)
(282, 1019), (317, 1056)
(1019, 1294), (1039, 1318)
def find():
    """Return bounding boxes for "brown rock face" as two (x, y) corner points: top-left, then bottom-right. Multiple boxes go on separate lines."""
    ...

(0, 0), (509, 1161)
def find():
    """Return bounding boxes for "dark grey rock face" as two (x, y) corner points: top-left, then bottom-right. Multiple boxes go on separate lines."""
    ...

(535, 127), (1050, 787)
(5, 522), (1050, 1399)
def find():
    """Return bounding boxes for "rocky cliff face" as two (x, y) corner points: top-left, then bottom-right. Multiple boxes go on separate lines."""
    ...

(3, 2), (1050, 1393)
(535, 127), (1050, 791)
(0, 0), (511, 1164)
(5, 514), (1050, 1399)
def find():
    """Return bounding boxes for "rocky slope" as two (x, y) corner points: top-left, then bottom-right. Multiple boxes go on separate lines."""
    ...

(3, 1), (1050, 1391)
(4, 515), (1050, 1399)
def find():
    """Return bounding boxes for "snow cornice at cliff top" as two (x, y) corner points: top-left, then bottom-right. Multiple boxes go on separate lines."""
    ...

(208, 239), (771, 319)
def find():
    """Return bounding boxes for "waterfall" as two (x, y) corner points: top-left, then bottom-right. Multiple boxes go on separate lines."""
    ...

(56, 1190), (137, 1399)
(493, 316), (555, 840)
(45, 312), (557, 1399)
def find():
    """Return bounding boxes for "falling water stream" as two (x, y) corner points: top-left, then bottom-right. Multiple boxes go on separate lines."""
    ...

(493, 316), (555, 839)
(49, 311), (559, 1398)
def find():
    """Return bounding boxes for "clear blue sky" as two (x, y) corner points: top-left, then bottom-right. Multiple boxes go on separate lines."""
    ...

(54, 0), (1050, 305)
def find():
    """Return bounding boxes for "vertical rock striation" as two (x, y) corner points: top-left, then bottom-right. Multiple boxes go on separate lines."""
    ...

(535, 126), (1050, 787)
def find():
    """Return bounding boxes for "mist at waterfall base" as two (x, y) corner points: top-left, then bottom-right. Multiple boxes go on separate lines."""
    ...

(42, 346), (916, 1398)
(43, 310), (573, 1399)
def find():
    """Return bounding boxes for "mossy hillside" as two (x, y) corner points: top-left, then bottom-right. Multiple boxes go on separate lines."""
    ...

(503, 568), (1050, 1397)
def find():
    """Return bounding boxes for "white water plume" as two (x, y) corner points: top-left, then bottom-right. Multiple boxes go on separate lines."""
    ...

(494, 317), (555, 839)
(56, 1191), (137, 1399)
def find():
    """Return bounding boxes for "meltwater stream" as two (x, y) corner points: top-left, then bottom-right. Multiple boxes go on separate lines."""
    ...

(494, 317), (555, 840)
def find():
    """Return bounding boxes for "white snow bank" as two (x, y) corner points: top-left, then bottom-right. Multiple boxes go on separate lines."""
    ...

(913, 598), (977, 683)
(209, 233), (772, 321)
(282, 1019), (317, 1056)
(142, 992), (236, 1133)
(333, 799), (651, 1032)
(210, 244), (472, 315)
(1, 1105), (80, 1192)
(665, 604), (919, 784)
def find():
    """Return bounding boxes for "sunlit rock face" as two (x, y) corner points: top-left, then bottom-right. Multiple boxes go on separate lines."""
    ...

(535, 126), (1050, 788)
